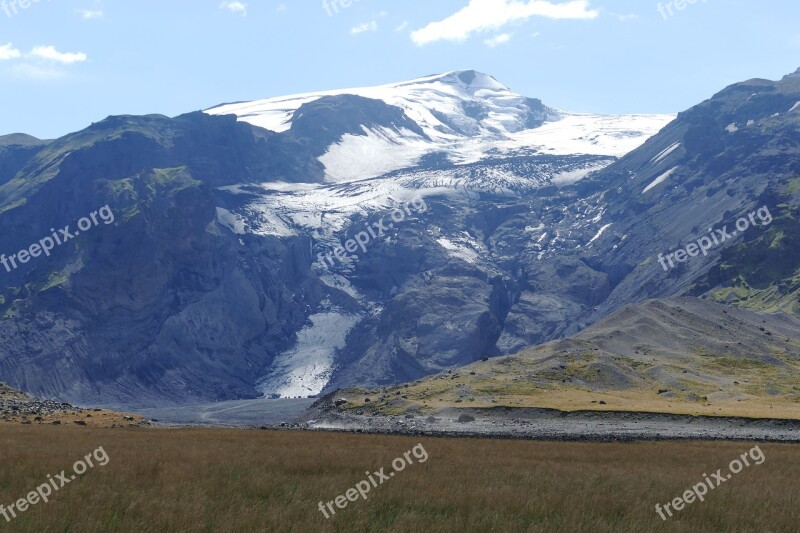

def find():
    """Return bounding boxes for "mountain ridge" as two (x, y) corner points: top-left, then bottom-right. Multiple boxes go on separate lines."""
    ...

(0, 69), (798, 406)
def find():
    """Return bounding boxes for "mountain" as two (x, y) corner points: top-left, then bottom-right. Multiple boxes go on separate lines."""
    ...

(566, 68), (800, 329)
(0, 113), (325, 404)
(0, 133), (50, 188)
(0, 68), (797, 407)
(0, 133), (49, 147)
(201, 71), (673, 398)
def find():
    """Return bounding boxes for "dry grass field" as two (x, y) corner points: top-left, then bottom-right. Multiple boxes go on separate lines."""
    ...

(0, 426), (797, 532)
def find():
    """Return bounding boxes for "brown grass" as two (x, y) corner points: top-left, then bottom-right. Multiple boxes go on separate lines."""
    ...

(0, 426), (797, 532)
(404, 388), (800, 419)
(0, 409), (148, 428)
(355, 353), (800, 420)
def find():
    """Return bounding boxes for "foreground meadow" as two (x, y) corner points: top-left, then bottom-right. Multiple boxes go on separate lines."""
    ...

(0, 426), (797, 532)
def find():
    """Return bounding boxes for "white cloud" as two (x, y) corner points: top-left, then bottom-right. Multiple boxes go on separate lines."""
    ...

(611, 12), (637, 21)
(2, 44), (87, 80)
(411, 0), (598, 46)
(79, 9), (104, 19)
(351, 21), (378, 35)
(276, 3), (287, 12)
(0, 43), (21, 61)
(220, 1), (247, 16)
(29, 46), (88, 64)
(484, 33), (513, 47)
(395, 21), (409, 32)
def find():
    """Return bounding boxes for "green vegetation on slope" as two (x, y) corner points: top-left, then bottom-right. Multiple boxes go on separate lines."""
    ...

(691, 189), (800, 314)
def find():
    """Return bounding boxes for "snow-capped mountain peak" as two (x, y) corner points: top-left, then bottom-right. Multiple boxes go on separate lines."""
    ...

(205, 71), (674, 184)
(394, 69), (512, 97)
(206, 69), (546, 141)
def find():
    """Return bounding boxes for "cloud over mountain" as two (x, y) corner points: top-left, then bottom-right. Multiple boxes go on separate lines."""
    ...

(411, 0), (598, 46)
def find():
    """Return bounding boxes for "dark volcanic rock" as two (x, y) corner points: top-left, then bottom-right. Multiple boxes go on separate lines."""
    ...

(0, 114), (326, 404)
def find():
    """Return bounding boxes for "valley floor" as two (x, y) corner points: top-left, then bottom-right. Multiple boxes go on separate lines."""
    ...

(303, 406), (800, 442)
(0, 426), (796, 532)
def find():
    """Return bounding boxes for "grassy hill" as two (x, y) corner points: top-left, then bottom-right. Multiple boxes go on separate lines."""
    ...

(335, 297), (800, 419)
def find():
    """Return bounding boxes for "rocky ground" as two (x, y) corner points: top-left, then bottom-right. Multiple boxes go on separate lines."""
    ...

(127, 397), (316, 427)
(297, 395), (800, 442)
(0, 382), (150, 428)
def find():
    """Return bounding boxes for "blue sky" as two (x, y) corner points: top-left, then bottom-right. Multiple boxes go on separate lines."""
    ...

(1, 0), (799, 139)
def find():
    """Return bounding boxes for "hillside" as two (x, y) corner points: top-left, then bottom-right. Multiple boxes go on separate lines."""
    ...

(325, 297), (800, 420)
(0, 381), (148, 427)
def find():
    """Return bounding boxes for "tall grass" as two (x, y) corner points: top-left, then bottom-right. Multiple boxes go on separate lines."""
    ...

(0, 426), (797, 532)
